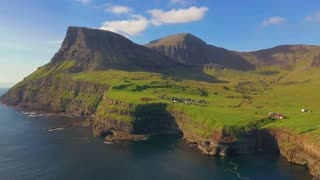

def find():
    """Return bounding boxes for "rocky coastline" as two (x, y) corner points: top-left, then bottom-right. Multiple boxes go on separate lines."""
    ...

(1, 94), (320, 179)
(1, 92), (319, 179)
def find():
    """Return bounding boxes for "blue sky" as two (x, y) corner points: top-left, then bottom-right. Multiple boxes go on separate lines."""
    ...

(1, 0), (320, 85)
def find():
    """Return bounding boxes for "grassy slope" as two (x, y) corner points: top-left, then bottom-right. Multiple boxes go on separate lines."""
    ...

(70, 63), (320, 137)
(14, 57), (318, 137)
(258, 67), (320, 135)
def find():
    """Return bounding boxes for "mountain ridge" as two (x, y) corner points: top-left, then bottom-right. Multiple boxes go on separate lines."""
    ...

(48, 26), (176, 73)
(145, 33), (255, 70)
(144, 32), (320, 69)
(45, 26), (320, 72)
(1, 26), (320, 178)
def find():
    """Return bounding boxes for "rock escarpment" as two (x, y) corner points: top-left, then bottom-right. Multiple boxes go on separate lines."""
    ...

(93, 98), (320, 178)
(1, 77), (109, 115)
(268, 129), (320, 178)
(0, 26), (177, 114)
(93, 96), (182, 137)
(50, 26), (175, 73)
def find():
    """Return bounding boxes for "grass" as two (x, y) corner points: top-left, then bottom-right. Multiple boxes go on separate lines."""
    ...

(100, 65), (318, 137)
(10, 59), (320, 138)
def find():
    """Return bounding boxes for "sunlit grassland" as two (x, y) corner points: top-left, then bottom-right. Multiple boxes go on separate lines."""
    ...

(71, 65), (320, 136)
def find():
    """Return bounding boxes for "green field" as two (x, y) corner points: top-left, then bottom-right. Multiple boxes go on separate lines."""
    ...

(70, 64), (320, 137)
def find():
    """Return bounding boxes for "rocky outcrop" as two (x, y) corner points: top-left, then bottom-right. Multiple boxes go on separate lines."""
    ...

(169, 111), (278, 156)
(93, 96), (182, 136)
(93, 98), (320, 180)
(104, 130), (149, 143)
(311, 54), (320, 67)
(169, 110), (230, 156)
(0, 77), (109, 115)
(268, 129), (320, 178)
(49, 26), (175, 73)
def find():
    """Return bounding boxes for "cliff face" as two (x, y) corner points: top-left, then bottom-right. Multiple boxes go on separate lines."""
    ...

(93, 97), (320, 177)
(93, 96), (182, 136)
(49, 27), (175, 73)
(1, 77), (109, 115)
(268, 129), (320, 178)
(311, 54), (320, 67)
(0, 26), (177, 113)
(94, 98), (320, 177)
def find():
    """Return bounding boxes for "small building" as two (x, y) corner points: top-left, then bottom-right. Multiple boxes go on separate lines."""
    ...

(269, 112), (285, 119)
(159, 94), (167, 99)
(198, 100), (207, 104)
(301, 109), (311, 113)
(172, 97), (177, 103)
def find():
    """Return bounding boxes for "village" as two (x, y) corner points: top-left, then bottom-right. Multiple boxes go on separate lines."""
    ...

(158, 94), (208, 105)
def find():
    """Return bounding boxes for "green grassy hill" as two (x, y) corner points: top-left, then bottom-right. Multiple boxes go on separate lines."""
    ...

(1, 26), (320, 139)
(2, 26), (320, 177)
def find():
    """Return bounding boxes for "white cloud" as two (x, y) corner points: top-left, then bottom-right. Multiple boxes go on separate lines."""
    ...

(305, 12), (320, 23)
(261, 16), (286, 26)
(76, 0), (91, 4)
(169, 0), (195, 6)
(106, 5), (133, 14)
(100, 15), (149, 36)
(47, 40), (63, 44)
(99, 6), (208, 37)
(148, 6), (208, 26)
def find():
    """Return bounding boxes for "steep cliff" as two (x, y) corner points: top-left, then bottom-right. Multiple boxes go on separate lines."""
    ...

(93, 96), (182, 136)
(0, 26), (178, 112)
(50, 26), (175, 72)
(268, 129), (320, 178)
(1, 76), (109, 115)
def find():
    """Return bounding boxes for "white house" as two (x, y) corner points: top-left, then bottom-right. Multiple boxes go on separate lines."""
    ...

(301, 109), (311, 112)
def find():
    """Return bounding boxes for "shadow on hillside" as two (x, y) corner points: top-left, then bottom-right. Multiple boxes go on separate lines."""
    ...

(107, 64), (228, 84)
(161, 64), (228, 83)
(131, 103), (183, 135)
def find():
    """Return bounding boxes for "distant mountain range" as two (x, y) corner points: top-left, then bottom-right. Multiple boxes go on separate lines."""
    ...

(145, 33), (254, 70)
(48, 27), (320, 73)
(3, 26), (320, 106)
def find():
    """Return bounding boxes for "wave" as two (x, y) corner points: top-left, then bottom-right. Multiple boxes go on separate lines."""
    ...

(104, 141), (114, 145)
(47, 128), (65, 132)
(225, 162), (250, 180)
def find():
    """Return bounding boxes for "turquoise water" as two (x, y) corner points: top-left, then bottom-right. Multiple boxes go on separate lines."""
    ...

(0, 89), (312, 180)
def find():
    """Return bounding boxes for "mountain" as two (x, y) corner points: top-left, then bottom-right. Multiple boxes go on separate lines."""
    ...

(145, 33), (255, 70)
(0, 26), (179, 110)
(1, 27), (320, 178)
(238, 45), (320, 68)
(48, 26), (175, 73)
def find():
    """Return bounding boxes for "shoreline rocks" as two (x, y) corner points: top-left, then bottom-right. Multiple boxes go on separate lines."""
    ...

(104, 130), (150, 143)
(2, 103), (319, 178)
